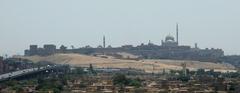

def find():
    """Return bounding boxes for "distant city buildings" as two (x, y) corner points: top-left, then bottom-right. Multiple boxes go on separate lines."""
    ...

(24, 24), (224, 62)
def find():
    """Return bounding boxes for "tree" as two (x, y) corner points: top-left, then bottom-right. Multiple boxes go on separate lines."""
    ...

(36, 78), (64, 92)
(12, 85), (24, 93)
(113, 73), (128, 86)
(74, 67), (85, 75)
(113, 73), (142, 88)
(129, 79), (141, 88)
(196, 69), (205, 75)
(178, 75), (190, 82)
(88, 64), (96, 74)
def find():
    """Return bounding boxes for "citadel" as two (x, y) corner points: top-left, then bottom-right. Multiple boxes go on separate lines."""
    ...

(24, 24), (224, 62)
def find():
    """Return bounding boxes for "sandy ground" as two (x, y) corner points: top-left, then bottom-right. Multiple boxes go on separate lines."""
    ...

(20, 53), (236, 73)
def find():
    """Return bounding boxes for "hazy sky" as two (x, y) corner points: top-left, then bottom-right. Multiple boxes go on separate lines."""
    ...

(0, 0), (240, 56)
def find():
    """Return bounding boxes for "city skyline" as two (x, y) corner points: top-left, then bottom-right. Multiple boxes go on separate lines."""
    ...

(1, 0), (240, 56)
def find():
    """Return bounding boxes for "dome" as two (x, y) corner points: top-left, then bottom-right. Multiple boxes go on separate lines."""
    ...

(165, 35), (175, 41)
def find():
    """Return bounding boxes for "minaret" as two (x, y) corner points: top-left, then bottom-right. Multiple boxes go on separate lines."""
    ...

(103, 35), (106, 48)
(176, 23), (179, 45)
(148, 40), (151, 45)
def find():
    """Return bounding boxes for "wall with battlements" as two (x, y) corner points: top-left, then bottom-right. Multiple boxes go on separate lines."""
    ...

(24, 43), (224, 62)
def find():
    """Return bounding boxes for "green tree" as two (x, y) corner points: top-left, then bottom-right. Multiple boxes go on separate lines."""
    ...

(12, 85), (24, 93)
(129, 79), (141, 88)
(196, 69), (205, 75)
(113, 73), (142, 88)
(113, 73), (128, 86)
(73, 67), (85, 75)
(88, 64), (96, 74)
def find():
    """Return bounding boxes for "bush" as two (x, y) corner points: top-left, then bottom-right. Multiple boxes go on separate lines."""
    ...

(113, 73), (128, 86)
(129, 79), (141, 88)
(113, 73), (142, 87)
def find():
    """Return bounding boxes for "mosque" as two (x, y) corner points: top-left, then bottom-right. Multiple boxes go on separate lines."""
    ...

(162, 24), (179, 47)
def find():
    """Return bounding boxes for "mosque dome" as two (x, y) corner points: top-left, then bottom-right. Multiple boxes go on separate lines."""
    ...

(165, 35), (175, 42)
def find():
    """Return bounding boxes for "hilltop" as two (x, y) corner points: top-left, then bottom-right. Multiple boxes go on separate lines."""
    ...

(19, 53), (236, 73)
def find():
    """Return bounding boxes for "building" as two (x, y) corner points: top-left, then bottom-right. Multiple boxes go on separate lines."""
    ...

(162, 35), (178, 47)
(25, 44), (56, 56)
(43, 44), (56, 55)
(162, 23), (179, 47)
(29, 45), (38, 56)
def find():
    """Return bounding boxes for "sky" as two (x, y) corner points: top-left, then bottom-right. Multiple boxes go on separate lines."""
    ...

(0, 0), (240, 56)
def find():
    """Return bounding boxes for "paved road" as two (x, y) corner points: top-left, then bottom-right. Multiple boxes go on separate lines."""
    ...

(0, 65), (57, 81)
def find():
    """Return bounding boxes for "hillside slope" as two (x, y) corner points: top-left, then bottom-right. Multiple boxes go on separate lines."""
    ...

(20, 53), (236, 73)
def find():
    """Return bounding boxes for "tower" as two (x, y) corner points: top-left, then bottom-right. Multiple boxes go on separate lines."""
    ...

(176, 23), (179, 45)
(103, 35), (106, 48)
(195, 43), (198, 49)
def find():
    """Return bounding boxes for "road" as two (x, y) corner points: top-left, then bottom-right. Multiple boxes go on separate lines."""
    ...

(0, 65), (58, 81)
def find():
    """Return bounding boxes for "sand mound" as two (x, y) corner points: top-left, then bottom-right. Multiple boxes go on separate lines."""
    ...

(20, 53), (236, 73)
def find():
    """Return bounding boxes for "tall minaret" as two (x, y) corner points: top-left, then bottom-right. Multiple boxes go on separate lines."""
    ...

(176, 23), (179, 45)
(103, 35), (106, 48)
